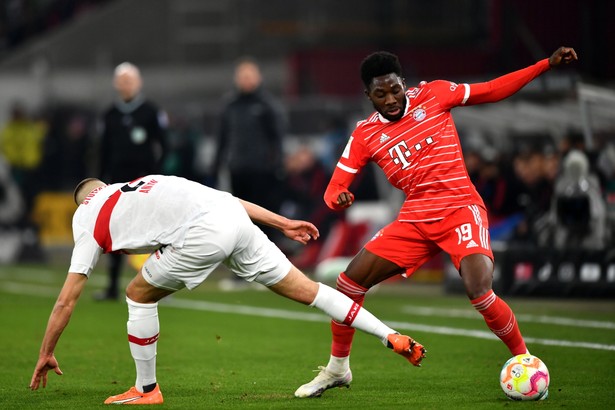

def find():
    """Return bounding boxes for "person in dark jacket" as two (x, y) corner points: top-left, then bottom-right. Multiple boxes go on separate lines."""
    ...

(214, 58), (285, 210)
(214, 58), (287, 290)
(96, 62), (168, 300)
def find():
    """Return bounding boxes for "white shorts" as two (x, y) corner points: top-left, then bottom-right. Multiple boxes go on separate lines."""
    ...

(140, 197), (292, 291)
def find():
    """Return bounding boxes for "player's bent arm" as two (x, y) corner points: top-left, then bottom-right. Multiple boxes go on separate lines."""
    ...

(30, 272), (88, 390)
(324, 165), (356, 210)
(239, 199), (319, 244)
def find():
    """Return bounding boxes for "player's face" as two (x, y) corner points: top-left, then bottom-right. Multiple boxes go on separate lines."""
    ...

(366, 74), (406, 121)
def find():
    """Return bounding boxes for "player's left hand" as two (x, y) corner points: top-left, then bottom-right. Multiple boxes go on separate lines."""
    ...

(30, 354), (63, 390)
(281, 220), (320, 245)
(549, 46), (578, 67)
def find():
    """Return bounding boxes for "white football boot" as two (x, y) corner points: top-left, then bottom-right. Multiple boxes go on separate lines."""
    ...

(294, 366), (352, 398)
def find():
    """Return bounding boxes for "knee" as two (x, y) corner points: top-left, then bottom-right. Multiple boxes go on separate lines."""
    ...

(460, 256), (494, 299)
(125, 283), (136, 301)
(268, 266), (319, 305)
(465, 279), (492, 300)
(125, 281), (146, 303)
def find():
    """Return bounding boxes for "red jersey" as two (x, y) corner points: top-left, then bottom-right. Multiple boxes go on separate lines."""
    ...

(327, 59), (551, 222)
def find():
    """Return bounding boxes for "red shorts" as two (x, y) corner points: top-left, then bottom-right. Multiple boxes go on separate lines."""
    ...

(364, 204), (493, 276)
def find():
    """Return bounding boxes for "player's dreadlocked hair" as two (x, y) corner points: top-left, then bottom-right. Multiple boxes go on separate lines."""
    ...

(360, 51), (402, 89)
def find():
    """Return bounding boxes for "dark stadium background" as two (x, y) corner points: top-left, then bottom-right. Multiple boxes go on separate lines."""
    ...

(0, 0), (613, 297)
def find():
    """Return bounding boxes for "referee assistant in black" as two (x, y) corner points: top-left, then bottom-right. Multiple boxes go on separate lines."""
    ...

(96, 62), (168, 301)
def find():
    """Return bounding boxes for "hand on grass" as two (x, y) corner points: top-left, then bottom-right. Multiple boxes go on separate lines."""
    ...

(30, 354), (62, 390)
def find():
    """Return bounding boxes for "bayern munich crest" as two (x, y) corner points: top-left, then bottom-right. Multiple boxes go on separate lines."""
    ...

(412, 107), (427, 121)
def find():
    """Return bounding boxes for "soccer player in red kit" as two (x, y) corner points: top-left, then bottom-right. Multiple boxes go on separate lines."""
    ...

(295, 46), (578, 398)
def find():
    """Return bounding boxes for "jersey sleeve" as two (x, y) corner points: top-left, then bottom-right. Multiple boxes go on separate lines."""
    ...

(323, 133), (369, 209)
(427, 80), (472, 111)
(465, 59), (551, 105)
(337, 131), (371, 173)
(68, 226), (102, 276)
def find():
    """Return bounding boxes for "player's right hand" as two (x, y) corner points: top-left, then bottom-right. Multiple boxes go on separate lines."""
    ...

(324, 184), (354, 210)
(336, 192), (355, 208)
(30, 354), (63, 390)
(548, 46), (578, 67)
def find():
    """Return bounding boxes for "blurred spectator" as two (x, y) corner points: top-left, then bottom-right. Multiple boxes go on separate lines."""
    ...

(96, 62), (168, 301)
(40, 106), (93, 191)
(465, 145), (504, 217)
(537, 149), (608, 250)
(281, 145), (344, 268)
(0, 153), (23, 227)
(508, 143), (553, 242)
(0, 153), (24, 263)
(162, 113), (198, 181)
(214, 57), (287, 290)
(320, 114), (350, 173)
(214, 57), (286, 235)
(594, 137), (615, 244)
(0, 101), (47, 225)
(558, 130), (586, 159)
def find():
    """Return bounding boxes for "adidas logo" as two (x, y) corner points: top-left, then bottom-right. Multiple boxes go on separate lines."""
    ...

(380, 133), (390, 143)
(466, 240), (478, 249)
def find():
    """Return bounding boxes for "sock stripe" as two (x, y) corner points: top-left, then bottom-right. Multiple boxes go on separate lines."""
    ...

(128, 333), (159, 346)
(337, 273), (368, 296)
(342, 302), (361, 326)
(472, 290), (496, 311)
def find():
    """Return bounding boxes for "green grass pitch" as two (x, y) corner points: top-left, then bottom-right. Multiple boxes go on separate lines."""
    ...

(1, 263), (614, 409)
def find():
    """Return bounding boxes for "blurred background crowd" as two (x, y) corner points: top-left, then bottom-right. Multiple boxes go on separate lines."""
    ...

(0, 0), (613, 296)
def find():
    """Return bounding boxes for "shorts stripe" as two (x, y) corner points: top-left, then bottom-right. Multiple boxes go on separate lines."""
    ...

(468, 205), (482, 226)
(480, 226), (490, 250)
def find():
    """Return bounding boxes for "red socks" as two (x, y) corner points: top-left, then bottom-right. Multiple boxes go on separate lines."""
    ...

(471, 290), (527, 355)
(330, 273), (368, 357)
(330, 276), (526, 357)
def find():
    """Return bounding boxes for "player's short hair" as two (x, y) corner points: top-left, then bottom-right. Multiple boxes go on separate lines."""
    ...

(73, 177), (103, 205)
(360, 51), (403, 89)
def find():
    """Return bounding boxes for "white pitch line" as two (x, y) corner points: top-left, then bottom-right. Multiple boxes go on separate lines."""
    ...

(3, 282), (615, 352)
(402, 306), (615, 330)
(161, 298), (615, 352)
(1, 281), (59, 297)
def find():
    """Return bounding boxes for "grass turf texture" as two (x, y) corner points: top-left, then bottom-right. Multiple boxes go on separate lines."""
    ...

(1, 263), (614, 409)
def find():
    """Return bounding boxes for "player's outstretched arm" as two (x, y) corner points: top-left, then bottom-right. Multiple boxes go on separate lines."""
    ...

(465, 46), (578, 105)
(239, 199), (319, 244)
(30, 272), (88, 390)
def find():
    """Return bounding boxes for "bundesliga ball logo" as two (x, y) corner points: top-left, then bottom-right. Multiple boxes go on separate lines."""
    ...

(500, 354), (550, 401)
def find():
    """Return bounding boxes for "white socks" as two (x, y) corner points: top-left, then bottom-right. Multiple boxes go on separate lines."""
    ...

(326, 355), (350, 375)
(126, 297), (159, 392)
(309, 283), (395, 346)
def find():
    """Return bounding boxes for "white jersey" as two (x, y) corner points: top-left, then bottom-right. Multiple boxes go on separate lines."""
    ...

(69, 175), (234, 276)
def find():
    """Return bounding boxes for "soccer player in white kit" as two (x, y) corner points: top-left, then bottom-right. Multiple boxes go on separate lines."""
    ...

(29, 175), (424, 404)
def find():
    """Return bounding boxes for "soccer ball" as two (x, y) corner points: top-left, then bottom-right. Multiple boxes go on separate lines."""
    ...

(499, 354), (549, 401)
